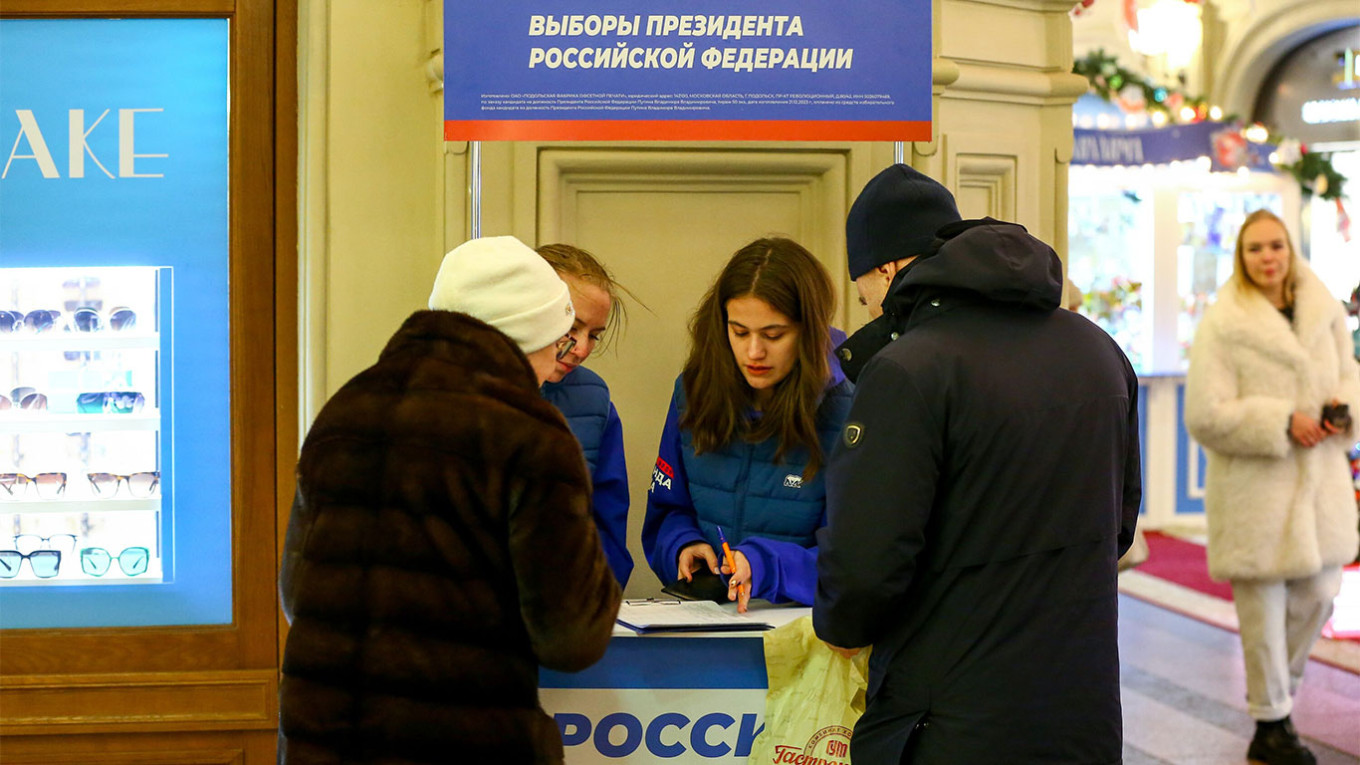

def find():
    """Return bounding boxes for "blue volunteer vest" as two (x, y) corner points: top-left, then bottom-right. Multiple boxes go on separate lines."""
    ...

(675, 378), (854, 549)
(542, 366), (610, 471)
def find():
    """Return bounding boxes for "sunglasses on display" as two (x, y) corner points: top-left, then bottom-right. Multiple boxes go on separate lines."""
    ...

(555, 334), (578, 360)
(0, 309), (62, 334)
(13, 533), (78, 555)
(87, 471), (160, 498)
(76, 391), (146, 414)
(0, 388), (48, 410)
(0, 549), (62, 579)
(70, 306), (137, 333)
(0, 307), (136, 334)
(80, 546), (150, 577)
(0, 472), (67, 500)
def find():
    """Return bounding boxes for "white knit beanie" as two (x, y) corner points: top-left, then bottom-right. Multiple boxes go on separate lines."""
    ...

(428, 235), (575, 353)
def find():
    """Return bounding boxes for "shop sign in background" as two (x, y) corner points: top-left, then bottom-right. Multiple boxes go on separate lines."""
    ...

(0, 19), (231, 628)
(445, 1), (932, 141)
(1072, 121), (1276, 172)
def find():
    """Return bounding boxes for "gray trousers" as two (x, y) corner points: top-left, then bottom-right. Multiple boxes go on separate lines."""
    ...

(1231, 566), (1343, 721)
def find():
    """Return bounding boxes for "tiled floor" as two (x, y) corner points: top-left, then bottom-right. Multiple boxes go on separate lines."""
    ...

(1119, 594), (1360, 764)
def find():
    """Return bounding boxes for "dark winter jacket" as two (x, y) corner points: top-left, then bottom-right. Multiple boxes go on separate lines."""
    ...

(814, 219), (1141, 764)
(279, 310), (621, 765)
(542, 366), (634, 587)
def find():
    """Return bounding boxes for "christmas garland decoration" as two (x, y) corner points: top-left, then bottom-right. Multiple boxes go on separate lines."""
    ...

(1073, 49), (1347, 202)
(1073, 48), (1215, 122)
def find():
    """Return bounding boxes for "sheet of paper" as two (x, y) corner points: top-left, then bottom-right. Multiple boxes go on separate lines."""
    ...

(615, 599), (775, 633)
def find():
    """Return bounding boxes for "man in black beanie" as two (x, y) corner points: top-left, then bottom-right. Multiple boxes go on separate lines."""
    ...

(833, 165), (961, 381)
(814, 164), (1142, 764)
(845, 163), (962, 319)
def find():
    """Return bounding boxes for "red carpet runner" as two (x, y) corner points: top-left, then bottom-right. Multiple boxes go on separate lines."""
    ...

(1134, 531), (1360, 640)
(1136, 531), (1235, 601)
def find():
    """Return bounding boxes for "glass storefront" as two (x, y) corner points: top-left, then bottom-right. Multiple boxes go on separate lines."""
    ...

(1068, 165), (1288, 374)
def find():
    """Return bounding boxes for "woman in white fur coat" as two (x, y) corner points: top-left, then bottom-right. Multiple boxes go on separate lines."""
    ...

(1185, 209), (1360, 765)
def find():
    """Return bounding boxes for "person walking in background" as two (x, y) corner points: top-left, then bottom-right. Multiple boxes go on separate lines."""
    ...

(1184, 209), (1359, 765)
(815, 164), (1141, 764)
(642, 237), (853, 612)
(538, 243), (635, 587)
(278, 236), (621, 764)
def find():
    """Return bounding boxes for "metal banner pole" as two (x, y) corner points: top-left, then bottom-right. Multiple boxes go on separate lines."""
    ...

(894, 140), (905, 165)
(470, 140), (482, 239)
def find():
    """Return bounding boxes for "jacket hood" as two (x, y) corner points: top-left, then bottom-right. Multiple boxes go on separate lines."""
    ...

(887, 218), (1063, 315)
(835, 219), (1063, 383)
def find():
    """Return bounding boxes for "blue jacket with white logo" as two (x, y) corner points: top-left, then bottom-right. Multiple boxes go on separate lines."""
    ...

(642, 358), (852, 605)
(542, 366), (634, 587)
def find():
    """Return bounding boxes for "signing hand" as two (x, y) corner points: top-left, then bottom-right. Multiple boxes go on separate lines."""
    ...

(721, 549), (752, 613)
(677, 542), (719, 581)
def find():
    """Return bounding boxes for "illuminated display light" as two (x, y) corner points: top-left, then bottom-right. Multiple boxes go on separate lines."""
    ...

(1128, 0), (1202, 70)
(1244, 123), (1270, 143)
(1335, 48), (1357, 90)
(1301, 97), (1360, 125)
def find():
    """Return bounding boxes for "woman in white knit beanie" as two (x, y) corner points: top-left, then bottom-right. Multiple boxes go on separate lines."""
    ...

(280, 234), (621, 765)
(428, 235), (577, 384)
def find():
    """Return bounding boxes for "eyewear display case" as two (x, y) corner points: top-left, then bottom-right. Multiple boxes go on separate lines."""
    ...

(0, 21), (231, 628)
(0, 7), (294, 765)
(2, 268), (167, 588)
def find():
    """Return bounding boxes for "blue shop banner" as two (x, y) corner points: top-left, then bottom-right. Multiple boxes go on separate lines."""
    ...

(444, 0), (932, 141)
(1073, 121), (1276, 172)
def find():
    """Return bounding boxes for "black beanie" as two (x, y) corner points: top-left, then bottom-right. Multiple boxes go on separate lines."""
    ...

(846, 164), (961, 280)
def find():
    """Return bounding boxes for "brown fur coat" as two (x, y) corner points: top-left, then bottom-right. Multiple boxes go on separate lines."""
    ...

(279, 310), (621, 764)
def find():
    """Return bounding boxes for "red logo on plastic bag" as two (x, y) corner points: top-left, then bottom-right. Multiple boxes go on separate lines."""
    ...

(771, 725), (853, 763)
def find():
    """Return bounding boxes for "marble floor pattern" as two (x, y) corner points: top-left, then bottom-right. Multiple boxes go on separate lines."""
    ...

(1119, 594), (1360, 764)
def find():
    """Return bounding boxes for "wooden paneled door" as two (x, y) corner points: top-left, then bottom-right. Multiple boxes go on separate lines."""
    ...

(0, 0), (296, 761)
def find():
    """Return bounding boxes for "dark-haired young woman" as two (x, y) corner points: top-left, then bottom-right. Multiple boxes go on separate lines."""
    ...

(641, 237), (852, 612)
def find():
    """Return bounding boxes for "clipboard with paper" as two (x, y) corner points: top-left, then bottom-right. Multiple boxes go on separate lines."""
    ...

(615, 598), (775, 633)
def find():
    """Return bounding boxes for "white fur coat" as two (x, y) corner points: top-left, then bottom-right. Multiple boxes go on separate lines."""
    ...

(1185, 262), (1360, 581)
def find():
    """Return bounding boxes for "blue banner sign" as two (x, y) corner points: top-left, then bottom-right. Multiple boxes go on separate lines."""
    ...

(444, 1), (933, 141)
(1073, 121), (1276, 172)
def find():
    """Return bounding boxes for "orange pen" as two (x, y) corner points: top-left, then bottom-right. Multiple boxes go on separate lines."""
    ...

(716, 527), (748, 602)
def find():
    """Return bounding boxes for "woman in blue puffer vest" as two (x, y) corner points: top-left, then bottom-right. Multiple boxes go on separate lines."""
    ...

(642, 237), (852, 612)
(538, 243), (634, 587)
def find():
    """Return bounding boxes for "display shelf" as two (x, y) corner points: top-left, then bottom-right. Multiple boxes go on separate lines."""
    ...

(0, 412), (161, 432)
(0, 334), (159, 352)
(0, 497), (161, 514)
(0, 575), (161, 587)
